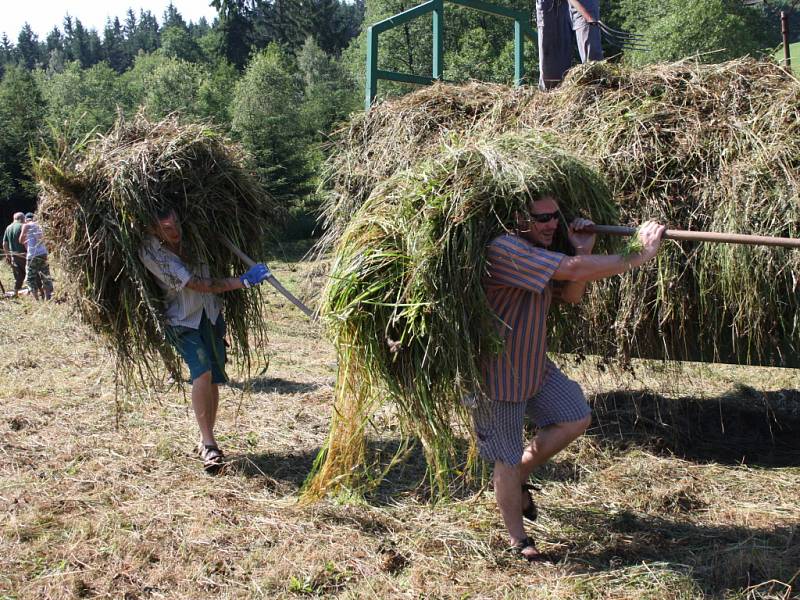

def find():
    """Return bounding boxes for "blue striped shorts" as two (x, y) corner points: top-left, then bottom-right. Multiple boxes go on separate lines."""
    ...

(470, 361), (590, 465)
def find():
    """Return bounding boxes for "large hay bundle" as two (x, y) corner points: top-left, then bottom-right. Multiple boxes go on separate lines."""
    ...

(305, 133), (617, 497)
(35, 114), (280, 385)
(320, 58), (800, 368)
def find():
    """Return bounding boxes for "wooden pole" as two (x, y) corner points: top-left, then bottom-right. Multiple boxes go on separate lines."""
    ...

(585, 225), (800, 249)
(782, 11), (792, 70)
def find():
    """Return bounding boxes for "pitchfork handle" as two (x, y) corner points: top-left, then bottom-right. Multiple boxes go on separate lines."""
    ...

(220, 237), (318, 320)
(586, 225), (800, 249)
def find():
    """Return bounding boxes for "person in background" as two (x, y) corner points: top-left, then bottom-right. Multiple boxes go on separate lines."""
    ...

(3, 212), (27, 296)
(476, 194), (665, 561)
(139, 208), (271, 474)
(19, 212), (54, 300)
(537, 0), (603, 90)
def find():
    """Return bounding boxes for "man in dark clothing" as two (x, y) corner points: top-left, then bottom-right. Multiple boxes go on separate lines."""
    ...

(537, 0), (604, 90)
(3, 212), (27, 296)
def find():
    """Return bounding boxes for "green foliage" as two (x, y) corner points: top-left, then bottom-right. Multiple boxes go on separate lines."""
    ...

(232, 43), (312, 205)
(618, 0), (779, 64)
(142, 59), (207, 121)
(197, 61), (240, 127)
(160, 26), (204, 63)
(0, 66), (46, 208)
(37, 61), (124, 141)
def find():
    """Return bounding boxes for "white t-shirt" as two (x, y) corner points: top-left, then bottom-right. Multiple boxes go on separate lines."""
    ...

(24, 223), (48, 259)
(138, 236), (222, 329)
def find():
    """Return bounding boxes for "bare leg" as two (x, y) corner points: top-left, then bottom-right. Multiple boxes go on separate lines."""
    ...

(209, 383), (220, 434)
(191, 371), (217, 447)
(494, 462), (533, 550)
(519, 416), (591, 482)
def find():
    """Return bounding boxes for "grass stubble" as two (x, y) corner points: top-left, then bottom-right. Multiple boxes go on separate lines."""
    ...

(1, 254), (798, 599)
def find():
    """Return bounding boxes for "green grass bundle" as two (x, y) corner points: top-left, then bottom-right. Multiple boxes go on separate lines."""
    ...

(318, 58), (800, 367)
(35, 113), (281, 387)
(305, 132), (617, 498)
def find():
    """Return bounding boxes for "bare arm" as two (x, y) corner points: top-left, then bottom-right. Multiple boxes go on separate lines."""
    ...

(185, 276), (245, 294)
(553, 220), (665, 287)
(553, 217), (596, 304)
(18, 224), (28, 246)
(566, 0), (595, 23)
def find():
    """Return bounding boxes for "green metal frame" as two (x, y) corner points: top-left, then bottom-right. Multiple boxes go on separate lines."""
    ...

(365, 0), (538, 109)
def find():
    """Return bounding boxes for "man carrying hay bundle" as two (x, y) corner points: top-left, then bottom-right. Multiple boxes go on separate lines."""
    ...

(477, 195), (665, 561)
(139, 208), (271, 474)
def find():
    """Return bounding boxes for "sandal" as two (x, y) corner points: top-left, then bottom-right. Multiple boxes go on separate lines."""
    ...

(522, 483), (539, 522)
(508, 536), (545, 562)
(197, 443), (225, 474)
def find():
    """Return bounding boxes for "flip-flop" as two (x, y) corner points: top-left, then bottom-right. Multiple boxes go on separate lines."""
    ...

(197, 443), (225, 474)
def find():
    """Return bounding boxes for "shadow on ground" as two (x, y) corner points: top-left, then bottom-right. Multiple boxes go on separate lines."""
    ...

(547, 506), (799, 596)
(589, 388), (800, 467)
(228, 376), (322, 395)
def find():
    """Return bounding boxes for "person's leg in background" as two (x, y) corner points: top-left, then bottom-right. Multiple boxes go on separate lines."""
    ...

(570, 0), (603, 63)
(537, 0), (575, 90)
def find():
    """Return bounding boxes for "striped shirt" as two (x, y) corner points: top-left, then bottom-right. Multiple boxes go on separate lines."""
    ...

(138, 235), (221, 329)
(481, 234), (564, 402)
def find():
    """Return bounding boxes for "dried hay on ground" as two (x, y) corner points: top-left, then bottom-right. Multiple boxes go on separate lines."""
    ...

(34, 113), (282, 387)
(1, 293), (798, 599)
(319, 58), (800, 368)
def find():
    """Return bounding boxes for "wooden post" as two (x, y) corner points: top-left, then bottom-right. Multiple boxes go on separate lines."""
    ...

(782, 11), (791, 70)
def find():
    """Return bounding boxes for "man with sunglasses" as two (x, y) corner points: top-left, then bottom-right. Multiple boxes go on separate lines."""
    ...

(475, 195), (665, 561)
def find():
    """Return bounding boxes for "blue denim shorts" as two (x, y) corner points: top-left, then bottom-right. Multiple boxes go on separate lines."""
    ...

(169, 312), (228, 384)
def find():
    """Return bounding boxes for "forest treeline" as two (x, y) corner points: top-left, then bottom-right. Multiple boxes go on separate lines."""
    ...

(0, 0), (793, 235)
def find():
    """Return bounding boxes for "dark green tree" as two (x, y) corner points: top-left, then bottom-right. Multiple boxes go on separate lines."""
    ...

(103, 17), (131, 73)
(197, 60), (240, 125)
(210, 0), (255, 69)
(161, 26), (204, 62)
(0, 66), (45, 215)
(16, 24), (42, 70)
(231, 43), (311, 204)
(163, 3), (188, 30)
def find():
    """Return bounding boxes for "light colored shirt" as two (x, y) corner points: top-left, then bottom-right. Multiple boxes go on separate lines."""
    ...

(22, 223), (48, 259)
(481, 234), (564, 402)
(138, 235), (221, 329)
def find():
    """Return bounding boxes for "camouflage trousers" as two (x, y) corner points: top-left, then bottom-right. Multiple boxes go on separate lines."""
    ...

(26, 255), (54, 295)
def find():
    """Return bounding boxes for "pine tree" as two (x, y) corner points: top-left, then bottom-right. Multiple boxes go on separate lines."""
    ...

(231, 43), (311, 204)
(16, 24), (41, 70)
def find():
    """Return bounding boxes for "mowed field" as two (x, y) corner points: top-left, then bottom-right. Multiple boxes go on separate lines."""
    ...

(1, 243), (799, 599)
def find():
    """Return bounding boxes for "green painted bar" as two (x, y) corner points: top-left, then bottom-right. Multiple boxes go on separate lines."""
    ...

(433, 0), (444, 79)
(365, 26), (379, 109)
(520, 21), (537, 42)
(377, 69), (437, 85)
(366, 0), (541, 109)
(372, 0), (436, 34)
(514, 20), (523, 86)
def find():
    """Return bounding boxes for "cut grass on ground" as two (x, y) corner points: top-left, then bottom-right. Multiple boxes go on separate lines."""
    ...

(0, 249), (798, 599)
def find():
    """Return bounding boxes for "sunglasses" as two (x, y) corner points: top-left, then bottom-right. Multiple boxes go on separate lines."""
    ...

(528, 211), (560, 223)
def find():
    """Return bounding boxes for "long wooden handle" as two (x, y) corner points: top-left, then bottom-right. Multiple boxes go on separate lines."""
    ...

(220, 237), (318, 321)
(586, 225), (800, 249)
